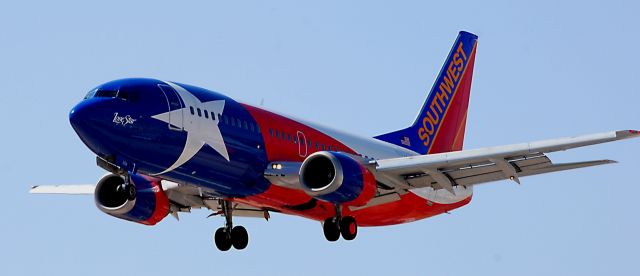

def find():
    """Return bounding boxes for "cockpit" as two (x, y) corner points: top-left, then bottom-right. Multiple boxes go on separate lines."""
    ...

(83, 87), (138, 102)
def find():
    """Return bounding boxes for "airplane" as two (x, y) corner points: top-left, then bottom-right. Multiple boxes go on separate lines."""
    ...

(30, 31), (639, 251)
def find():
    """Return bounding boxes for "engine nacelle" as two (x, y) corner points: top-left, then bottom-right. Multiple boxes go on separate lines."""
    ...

(94, 173), (169, 225)
(299, 151), (376, 206)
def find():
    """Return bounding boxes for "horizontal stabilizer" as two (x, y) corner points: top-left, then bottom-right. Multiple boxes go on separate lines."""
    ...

(518, 159), (616, 178)
(29, 185), (95, 195)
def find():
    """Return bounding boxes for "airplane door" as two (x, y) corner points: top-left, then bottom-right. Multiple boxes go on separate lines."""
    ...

(297, 131), (308, 157)
(158, 84), (183, 131)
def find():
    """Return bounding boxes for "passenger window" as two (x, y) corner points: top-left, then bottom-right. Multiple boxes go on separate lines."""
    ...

(204, 110), (209, 118)
(275, 130), (280, 138)
(197, 108), (202, 117)
(243, 121), (248, 130)
(269, 128), (273, 136)
(190, 106), (195, 115)
(230, 117), (236, 127)
(224, 115), (229, 125)
(211, 112), (216, 120)
(250, 123), (255, 132)
(315, 142), (319, 149)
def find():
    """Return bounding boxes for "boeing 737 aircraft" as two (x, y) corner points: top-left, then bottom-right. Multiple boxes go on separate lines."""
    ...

(31, 31), (639, 251)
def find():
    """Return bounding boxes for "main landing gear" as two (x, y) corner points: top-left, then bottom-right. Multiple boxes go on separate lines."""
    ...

(323, 205), (358, 242)
(213, 200), (249, 251)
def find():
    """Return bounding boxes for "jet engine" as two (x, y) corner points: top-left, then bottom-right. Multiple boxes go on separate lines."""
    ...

(94, 173), (170, 225)
(299, 151), (376, 206)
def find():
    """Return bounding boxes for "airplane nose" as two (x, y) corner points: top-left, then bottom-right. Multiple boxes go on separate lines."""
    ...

(69, 99), (106, 140)
(69, 101), (90, 131)
(68, 98), (119, 158)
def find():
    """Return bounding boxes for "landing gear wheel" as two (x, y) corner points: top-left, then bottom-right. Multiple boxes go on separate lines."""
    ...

(214, 227), (232, 251)
(323, 218), (340, 242)
(340, 216), (357, 241)
(231, 226), (249, 250)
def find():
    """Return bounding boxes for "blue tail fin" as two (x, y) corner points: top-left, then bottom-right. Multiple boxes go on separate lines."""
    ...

(375, 31), (478, 154)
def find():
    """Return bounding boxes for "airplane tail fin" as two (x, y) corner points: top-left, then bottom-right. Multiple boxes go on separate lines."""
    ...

(374, 31), (478, 155)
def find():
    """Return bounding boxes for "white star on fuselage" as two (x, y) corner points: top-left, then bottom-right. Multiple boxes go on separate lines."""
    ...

(151, 81), (229, 175)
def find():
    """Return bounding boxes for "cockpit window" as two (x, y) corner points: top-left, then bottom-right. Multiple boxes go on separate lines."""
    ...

(94, 89), (118, 98)
(116, 89), (138, 102)
(84, 87), (137, 102)
(84, 88), (98, 99)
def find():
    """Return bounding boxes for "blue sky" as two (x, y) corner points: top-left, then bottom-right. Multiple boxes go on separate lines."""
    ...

(2, 1), (639, 275)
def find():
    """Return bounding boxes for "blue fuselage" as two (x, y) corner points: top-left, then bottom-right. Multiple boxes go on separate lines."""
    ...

(70, 78), (270, 198)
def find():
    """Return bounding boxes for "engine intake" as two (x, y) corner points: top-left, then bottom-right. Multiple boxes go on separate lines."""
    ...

(299, 151), (375, 206)
(94, 173), (169, 225)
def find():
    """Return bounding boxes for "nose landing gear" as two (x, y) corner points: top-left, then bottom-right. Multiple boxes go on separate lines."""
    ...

(213, 200), (249, 251)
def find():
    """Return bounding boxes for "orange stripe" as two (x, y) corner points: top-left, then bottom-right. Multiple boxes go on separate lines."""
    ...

(451, 111), (468, 150)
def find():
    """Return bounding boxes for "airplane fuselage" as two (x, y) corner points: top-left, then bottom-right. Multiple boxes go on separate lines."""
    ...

(70, 78), (472, 226)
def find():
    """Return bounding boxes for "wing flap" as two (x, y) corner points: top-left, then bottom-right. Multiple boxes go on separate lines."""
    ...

(404, 158), (615, 188)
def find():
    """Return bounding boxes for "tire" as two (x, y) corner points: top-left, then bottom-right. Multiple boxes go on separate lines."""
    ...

(340, 216), (357, 241)
(231, 226), (249, 250)
(323, 218), (340, 242)
(214, 227), (232, 251)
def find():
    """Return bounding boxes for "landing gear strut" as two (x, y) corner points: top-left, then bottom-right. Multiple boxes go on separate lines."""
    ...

(322, 205), (358, 242)
(213, 200), (249, 251)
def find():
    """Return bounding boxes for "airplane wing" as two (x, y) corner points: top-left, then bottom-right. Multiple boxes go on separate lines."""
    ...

(373, 130), (640, 194)
(29, 181), (270, 220)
